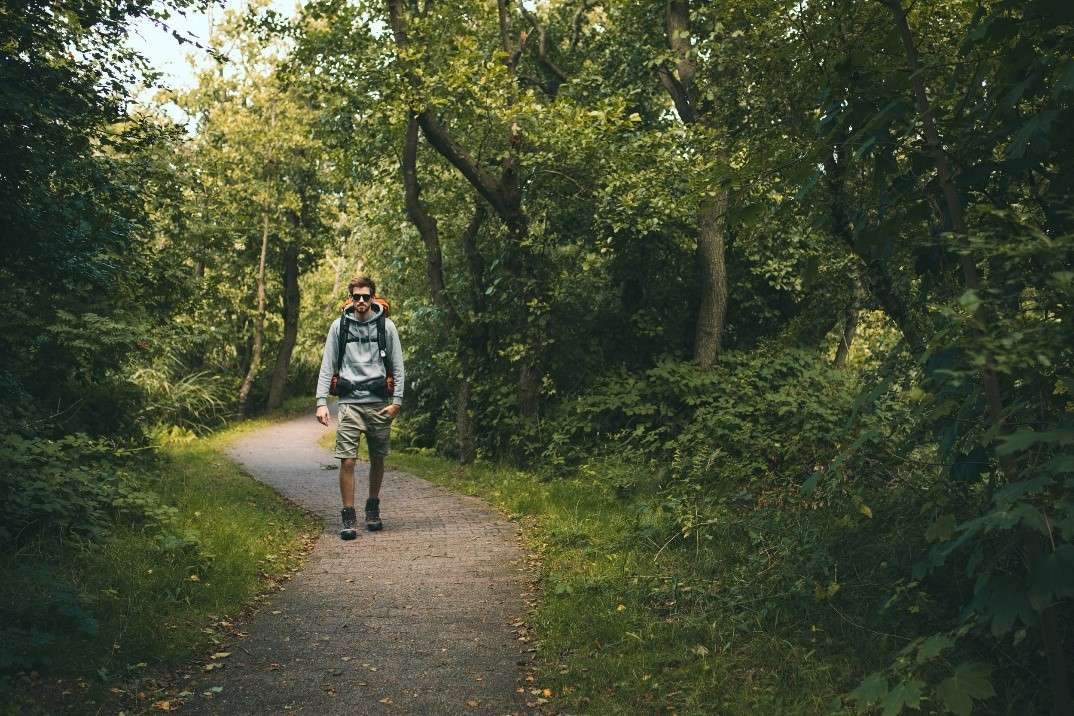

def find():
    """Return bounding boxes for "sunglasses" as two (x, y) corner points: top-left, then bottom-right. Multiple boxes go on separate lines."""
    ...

(351, 293), (373, 303)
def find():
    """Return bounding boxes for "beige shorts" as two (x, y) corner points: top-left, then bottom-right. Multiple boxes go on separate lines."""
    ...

(334, 402), (394, 459)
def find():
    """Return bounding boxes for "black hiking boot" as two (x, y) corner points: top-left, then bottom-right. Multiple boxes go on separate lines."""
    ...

(340, 507), (358, 540)
(365, 497), (383, 532)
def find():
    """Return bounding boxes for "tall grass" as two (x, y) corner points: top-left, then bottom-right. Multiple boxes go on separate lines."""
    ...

(129, 360), (234, 433)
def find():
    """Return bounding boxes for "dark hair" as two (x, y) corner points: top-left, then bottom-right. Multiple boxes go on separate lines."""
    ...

(347, 276), (376, 297)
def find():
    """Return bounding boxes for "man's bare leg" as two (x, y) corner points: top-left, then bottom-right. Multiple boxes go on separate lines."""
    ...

(339, 458), (356, 508)
(368, 455), (385, 499)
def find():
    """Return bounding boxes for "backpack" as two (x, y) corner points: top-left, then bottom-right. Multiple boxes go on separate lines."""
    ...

(328, 298), (396, 398)
(339, 296), (391, 316)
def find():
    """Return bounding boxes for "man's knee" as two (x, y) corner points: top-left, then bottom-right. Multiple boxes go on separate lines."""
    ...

(340, 457), (357, 469)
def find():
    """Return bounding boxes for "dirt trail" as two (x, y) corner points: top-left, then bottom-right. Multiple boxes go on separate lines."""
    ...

(179, 413), (533, 714)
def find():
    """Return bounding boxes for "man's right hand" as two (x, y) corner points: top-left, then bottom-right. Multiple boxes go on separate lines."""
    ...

(316, 405), (330, 426)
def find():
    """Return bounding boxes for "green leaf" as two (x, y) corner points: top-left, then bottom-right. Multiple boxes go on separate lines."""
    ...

(1028, 544), (1074, 611)
(925, 514), (956, 543)
(881, 679), (923, 716)
(848, 672), (889, 705)
(957, 289), (980, 314)
(937, 663), (995, 716)
(917, 634), (954, 663)
(996, 428), (1074, 456)
(981, 576), (1035, 636)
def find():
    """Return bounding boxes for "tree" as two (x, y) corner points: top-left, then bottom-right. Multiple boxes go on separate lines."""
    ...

(172, 4), (335, 414)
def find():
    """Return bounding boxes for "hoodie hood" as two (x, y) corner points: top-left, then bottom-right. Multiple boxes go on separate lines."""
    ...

(343, 300), (383, 324)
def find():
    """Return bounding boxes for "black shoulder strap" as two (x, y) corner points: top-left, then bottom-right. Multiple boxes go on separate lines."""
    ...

(376, 314), (393, 374)
(335, 310), (348, 371)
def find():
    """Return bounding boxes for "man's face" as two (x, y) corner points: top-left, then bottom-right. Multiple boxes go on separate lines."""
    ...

(351, 287), (373, 316)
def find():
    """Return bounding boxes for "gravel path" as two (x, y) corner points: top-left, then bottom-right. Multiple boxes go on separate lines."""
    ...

(179, 413), (533, 715)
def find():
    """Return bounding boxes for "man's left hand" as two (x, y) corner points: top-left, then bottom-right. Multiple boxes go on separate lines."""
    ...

(378, 404), (401, 419)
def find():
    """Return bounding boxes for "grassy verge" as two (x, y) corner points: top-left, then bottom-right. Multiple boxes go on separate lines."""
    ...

(381, 448), (856, 715)
(0, 407), (320, 712)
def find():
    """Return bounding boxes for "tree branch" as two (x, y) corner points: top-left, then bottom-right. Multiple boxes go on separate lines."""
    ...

(402, 114), (461, 327)
(497, 0), (530, 71)
(658, 0), (697, 123)
(667, 0), (695, 89)
(570, 0), (594, 52)
(520, 5), (568, 92)
(386, 0), (518, 223)
(417, 111), (515, 221)
(657, 66), (696, 124)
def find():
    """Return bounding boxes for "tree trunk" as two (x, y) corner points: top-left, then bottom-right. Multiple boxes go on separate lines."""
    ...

(388, 0), (543, 427)
(517, 357), (541, 424)
(824, 144), (929, 355)
(693, 192), (728, 367)
(657, 0), (729, 367)
(237, 213), (270, 416)
(833, 307), (858, 369)
(267, 241), (300, 410)
(456, 352), (476, 463)
(400, 114), (490, 461)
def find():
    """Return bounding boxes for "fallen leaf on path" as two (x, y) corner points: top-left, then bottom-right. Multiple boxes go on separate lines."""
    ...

(543, 688), (553, 697)
(203, 663), (222, 672)
(466, 699), (480, 707)
(153, 701), (173, 711)
(211, 652), (231, 659)
(378, 697), (393, 704)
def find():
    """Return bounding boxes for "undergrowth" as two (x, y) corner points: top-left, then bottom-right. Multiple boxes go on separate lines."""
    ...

(0, 409), (319, 712)
(386, 442), (1048, 714)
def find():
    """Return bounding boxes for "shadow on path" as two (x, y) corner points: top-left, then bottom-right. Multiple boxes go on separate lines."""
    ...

(179, 413), (533, 715)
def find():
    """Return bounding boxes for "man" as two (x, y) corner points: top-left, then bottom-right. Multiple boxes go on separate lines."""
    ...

(315, 276), (405, 540)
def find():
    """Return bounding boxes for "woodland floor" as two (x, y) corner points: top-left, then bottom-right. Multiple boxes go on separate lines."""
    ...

(173, 411), (537, 715)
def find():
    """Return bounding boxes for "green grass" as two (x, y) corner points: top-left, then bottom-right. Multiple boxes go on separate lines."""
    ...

(382, 449), (857, 715)
(0, 412), (320, 712)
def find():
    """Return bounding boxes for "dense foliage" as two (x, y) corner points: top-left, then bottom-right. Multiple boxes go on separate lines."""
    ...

(283, 0), (1074, 711)
(3, 0), (1073, 711)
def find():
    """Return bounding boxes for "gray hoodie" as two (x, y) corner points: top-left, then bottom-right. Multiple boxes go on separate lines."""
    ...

(316, 301), (405, 407)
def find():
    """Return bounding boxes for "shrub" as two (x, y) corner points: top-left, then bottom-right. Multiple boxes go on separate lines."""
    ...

(0, 433), (185, 547)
